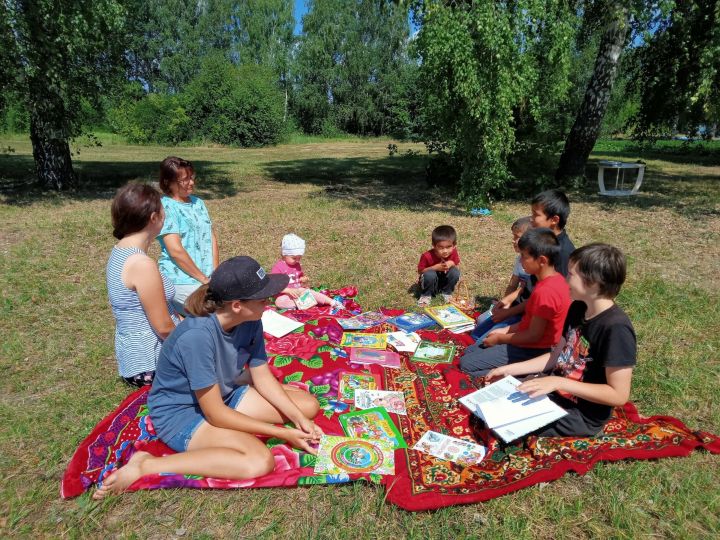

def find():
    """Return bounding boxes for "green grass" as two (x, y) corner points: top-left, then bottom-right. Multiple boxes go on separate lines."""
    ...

(0, 136), (718, 537)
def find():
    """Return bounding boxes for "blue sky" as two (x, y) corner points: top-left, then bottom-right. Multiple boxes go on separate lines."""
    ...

(293, 1), (418, 35)
(293, 0), (308, 34)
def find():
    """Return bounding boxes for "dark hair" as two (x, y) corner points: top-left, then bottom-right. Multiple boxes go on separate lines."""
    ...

(184, 284), (226, 317)
(111, 183), (162, 240)
(511, 216), (531, 233)
(569, 243), (626, 299)
(531, 189), (570, 230)
(431, 225), (457, 245)
(159, 156), (195, 195)
(518, 227), (560, 267)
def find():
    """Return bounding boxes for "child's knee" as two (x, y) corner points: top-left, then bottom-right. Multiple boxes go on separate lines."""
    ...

(304, 393), (321, 418)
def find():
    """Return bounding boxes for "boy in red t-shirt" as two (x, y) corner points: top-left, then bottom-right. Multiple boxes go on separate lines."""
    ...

(460, 228), (571, 377)
(417, 225), (461, 307)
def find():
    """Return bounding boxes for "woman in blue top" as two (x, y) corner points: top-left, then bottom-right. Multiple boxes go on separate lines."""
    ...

(157, 156), (220, 315)
(93, 256), (322, 499)
(106, 183), (180, 386)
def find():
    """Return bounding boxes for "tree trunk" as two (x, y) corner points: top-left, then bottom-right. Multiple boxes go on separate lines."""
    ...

(555, 4), (630, 182)
(28, 94), (76, 191)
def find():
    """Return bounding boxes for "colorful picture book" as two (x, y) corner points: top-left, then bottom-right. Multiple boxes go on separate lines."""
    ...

(314, 435), (395, 476)
(294, 289), (318, 310)
(260, 309), (304, 338)
(337, 318), (371, 330)
(337, 371), (381, 403)
(389, 312), (436, 333)
(354, 311), (390, 327)
(340, 332), (387, 349)
(412, 431), (486, 466)
(339, 407), (407, 449)
(355, 389), (407, 415)
(424, 304), (475, 329)
(349, 348), (401, 369)
(410, 340), (457, 364)
(386, 331), (422, 353)
(458, 376), (568, 443)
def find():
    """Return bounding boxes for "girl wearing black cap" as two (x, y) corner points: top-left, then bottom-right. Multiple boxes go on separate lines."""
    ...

(94, 256), (323, 499)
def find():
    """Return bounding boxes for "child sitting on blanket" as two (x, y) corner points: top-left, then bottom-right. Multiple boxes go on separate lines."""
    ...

(417, 225), (461, 307)
(471, 216), (532, 342)
(485, 243), (637, 437)
(93, 256), (323, 499)
(460, 228), (571, 376)
(271, 233), (339, 310)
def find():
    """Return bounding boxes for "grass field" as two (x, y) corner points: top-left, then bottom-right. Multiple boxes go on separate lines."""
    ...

(1, 135), (719, 538)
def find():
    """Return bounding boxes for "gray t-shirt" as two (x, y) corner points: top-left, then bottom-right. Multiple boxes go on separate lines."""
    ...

(148, 313), (267, 441)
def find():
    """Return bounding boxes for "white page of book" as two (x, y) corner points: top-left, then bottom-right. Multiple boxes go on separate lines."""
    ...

(492, 409), (568, 442)
(261, 310), (304, 338)
(458, 376), (567, 437)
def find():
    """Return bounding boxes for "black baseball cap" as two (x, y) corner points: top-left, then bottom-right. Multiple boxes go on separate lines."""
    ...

(208, 256), (289, 301)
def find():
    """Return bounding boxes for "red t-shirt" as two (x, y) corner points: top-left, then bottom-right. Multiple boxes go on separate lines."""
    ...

(417, 247), (461, 273)
(516, 273), (571, 348)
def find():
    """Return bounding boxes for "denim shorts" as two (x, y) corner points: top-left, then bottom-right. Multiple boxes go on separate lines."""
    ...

(164, 385), (250, 452)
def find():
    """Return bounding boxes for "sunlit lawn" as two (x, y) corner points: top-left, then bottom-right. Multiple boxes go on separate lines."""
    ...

(0, 134), (718, 537)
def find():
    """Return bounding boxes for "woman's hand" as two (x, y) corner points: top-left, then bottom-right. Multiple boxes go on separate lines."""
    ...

(282, 427), (319, 454)
(518, 375), (563, 398)
(296, 416), (323, 440)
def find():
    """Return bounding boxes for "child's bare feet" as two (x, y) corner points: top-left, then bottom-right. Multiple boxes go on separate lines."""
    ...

(92, 451), (152, 500)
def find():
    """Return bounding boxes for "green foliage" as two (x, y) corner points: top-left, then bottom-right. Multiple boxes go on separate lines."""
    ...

(185, 56), (286, 146)
(292, 0), (417, 137)
(0, 99), (29, 134)
(415, 0), (576, 206)
(108, 93), (191, 144)
(629, 0), (720, 139)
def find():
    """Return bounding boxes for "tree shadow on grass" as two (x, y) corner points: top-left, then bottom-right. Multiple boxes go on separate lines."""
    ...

(593, 147), (720, 168)
(0, 155), (240, 206)
(575, 162), (720, 219)
(262, 155), (465, 215)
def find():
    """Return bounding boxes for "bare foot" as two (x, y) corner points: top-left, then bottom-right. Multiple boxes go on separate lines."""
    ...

(92, 451), (152, 500)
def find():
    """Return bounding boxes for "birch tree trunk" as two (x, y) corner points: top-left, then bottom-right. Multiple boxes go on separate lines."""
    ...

(555, 4), (630, 182)
(28, 88), (76, 191)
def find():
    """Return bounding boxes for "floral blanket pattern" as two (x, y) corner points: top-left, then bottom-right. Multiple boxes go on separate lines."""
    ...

(62, 289), (720, 511)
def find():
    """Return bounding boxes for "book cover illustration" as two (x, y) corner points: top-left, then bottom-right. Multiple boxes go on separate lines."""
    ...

(424, 304), (474, 328)
(354, 311), (390, 327)
(294, 289), (318, 310)
(337, 371), (381, 403)
(389, 312), (435, 332)
(413, 430), (486, 466)
(337, 318), (371, 330)
(386, 331), (422, 353)
(354, 389), (407, 415)
(340, 332), (388, 349)
(410, 340), (457, 364)
(339, 407), (407, 449)
(349, 348), (401, 369)
(313, 435), (395, 475)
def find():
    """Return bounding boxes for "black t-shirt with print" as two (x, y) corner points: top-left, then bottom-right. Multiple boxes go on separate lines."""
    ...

(549, 300), (637, 433)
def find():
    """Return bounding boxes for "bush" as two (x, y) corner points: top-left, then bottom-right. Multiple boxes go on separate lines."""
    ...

(185, 56), (285, 147)
(0, 100), (29, 133)
(108, 93), (191, 144)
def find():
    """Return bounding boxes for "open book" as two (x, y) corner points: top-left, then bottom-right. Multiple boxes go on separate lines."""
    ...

(458, 376), (567, 443)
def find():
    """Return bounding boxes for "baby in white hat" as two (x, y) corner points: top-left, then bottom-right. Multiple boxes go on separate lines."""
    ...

(271, 233), (340, 310)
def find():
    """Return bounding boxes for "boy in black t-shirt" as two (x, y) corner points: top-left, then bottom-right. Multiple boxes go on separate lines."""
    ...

(486, 243), (636, 437)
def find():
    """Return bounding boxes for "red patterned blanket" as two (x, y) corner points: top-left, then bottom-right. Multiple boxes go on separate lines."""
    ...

(62, 290), (719, 510)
